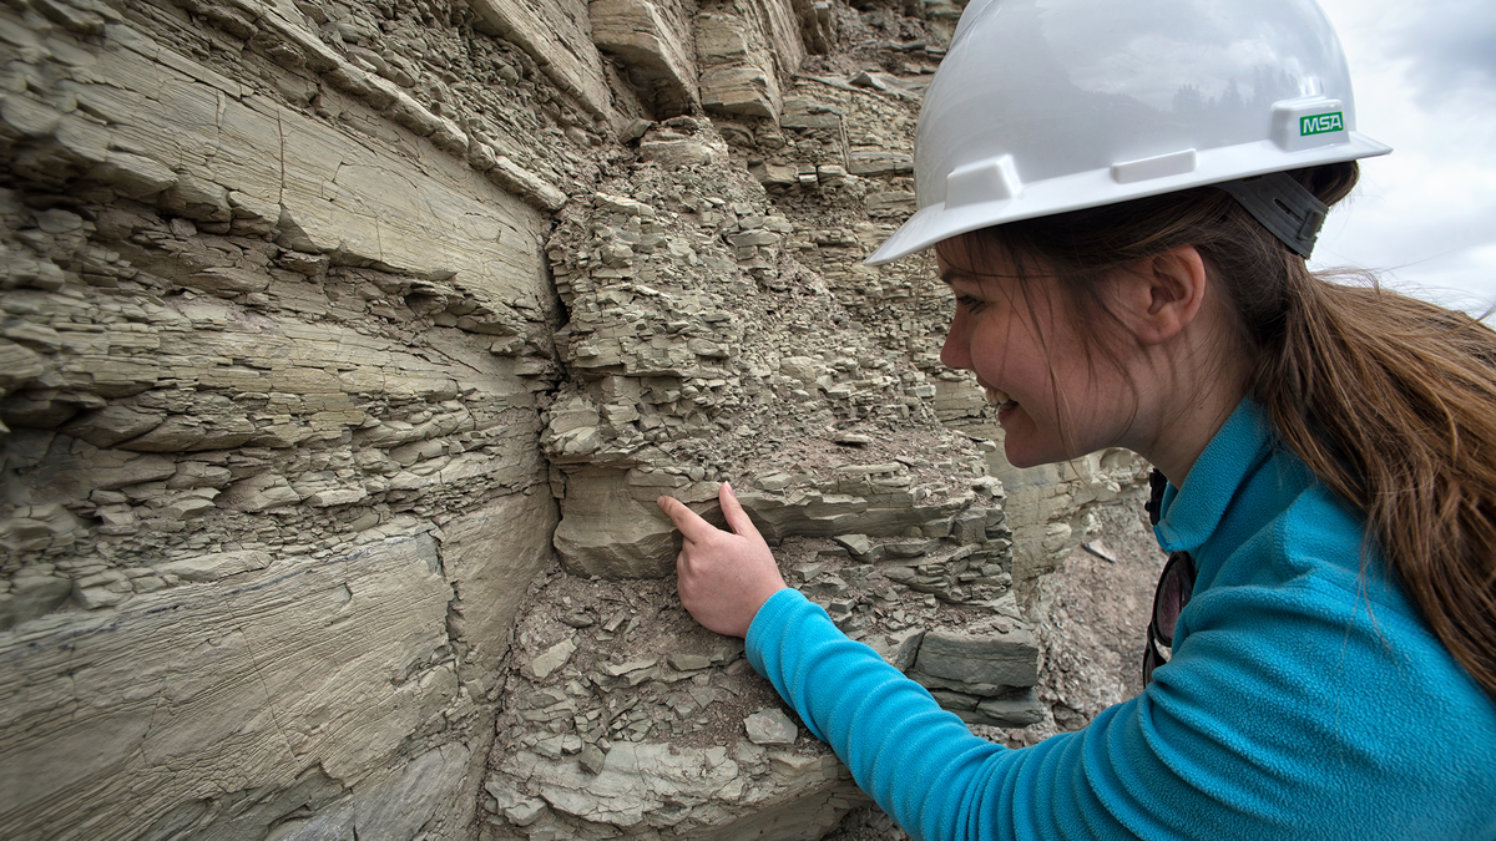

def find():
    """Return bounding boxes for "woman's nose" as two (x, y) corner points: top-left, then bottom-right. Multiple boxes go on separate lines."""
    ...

(940, 311), (970, 370)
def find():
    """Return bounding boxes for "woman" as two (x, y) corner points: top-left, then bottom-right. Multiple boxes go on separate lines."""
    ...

(657, 0), (1496, 838)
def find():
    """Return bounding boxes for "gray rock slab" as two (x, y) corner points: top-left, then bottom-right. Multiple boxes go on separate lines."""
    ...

(913, 627), (1040, 689)
(0, 535), (462, 840)
(553, 468), (678, 578)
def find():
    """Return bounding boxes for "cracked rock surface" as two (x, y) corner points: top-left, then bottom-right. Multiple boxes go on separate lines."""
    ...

(0, 0), (1156, 840)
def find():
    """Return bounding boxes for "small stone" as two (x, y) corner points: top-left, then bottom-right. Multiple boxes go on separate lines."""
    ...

(600, 658), (657, 687)
(833, 534), (872, 558)
(0, 340), (44, 389)
(503, 797), (548, 827)
(153, 550), (271, 583)
(751, 162), (797, 187)
(1082, 540), (1117, 563)
(131, 576), (168, 593)
(559, 611), (595, 628)
(816, 164), (848, 182)
(619, 118), (651, 143)
(709, 643), (743, 665)
(74, 585), (128, 610)
(756, 472), (792, 491)
(667, 652), (713, 671)
(530, 639), (577, 679)
(220, 473), (300, 512)
(35, 208), (85, 234)
(160, 495), (217, 519)
(578, 743), (606, 775)
(744, 708), (797, 745)
(307, 488), (368, 507)
(600, 657), (657, 677)
(594, 192), (655, 217)
(639, 139), (715, 167)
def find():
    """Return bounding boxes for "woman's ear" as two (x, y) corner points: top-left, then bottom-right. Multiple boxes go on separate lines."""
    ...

(1115, 246), (1209, 346)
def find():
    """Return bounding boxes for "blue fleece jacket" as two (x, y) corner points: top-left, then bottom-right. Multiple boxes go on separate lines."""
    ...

(747, 400), (1496, 840)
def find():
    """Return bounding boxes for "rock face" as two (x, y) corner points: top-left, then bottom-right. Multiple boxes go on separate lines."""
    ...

(0, 1), (1154, 840)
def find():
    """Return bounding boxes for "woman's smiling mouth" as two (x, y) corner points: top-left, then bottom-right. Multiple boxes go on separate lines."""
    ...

(983, 386), (1022, 424)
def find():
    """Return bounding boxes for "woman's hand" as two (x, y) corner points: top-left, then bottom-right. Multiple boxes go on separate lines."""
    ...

(657, 482), (787, 638)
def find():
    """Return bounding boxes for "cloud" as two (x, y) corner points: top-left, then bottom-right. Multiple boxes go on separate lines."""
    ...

(1381, 0), (1496, 106)
(1312, 0), (1496, 318)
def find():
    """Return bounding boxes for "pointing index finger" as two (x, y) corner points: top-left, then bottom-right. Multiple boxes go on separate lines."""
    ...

(656, 495), (718, 542)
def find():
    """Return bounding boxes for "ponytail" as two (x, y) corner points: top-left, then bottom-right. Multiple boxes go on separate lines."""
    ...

(1254, 261), (1496, 702)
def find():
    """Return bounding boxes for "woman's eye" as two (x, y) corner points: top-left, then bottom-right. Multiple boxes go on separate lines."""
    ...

(956, 295), (985, 312)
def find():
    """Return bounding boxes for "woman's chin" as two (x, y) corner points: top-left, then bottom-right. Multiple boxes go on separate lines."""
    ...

(1000, 423), (1069, 469)
(1005, 442), (1053, 466)
(1001, 437), (1051, 469)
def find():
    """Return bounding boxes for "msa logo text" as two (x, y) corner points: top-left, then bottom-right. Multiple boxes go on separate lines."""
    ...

(1300, 112), (1345, 136)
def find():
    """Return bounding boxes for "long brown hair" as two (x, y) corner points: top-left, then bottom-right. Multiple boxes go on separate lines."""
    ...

(953, 162), (1496, 700)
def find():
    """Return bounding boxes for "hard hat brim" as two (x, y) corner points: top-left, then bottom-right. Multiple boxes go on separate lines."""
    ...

(863, 133), (1391, 266)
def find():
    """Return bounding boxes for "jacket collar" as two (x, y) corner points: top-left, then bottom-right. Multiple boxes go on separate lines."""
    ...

(1152, 398), (1275, 554)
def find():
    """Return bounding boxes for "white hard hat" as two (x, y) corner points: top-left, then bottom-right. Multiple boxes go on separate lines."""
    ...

(865, 0), (1391, 265)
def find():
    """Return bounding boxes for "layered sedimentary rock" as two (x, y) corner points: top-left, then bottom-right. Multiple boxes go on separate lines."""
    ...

(0, 1), (1153, 840)
(590, 0), (702, 115)
(1, 1), (568, 837)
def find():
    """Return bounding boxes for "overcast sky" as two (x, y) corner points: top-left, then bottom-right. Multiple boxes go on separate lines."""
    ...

(1312, 0), (1496, 318)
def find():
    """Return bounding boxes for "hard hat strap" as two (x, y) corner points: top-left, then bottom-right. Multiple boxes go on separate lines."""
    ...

(1215, 173), (1328, 259)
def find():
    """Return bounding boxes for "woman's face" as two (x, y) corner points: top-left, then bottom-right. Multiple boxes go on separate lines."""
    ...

(936, 239), (1134, 468)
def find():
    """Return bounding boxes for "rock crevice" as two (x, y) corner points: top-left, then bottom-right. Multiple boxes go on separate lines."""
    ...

(0, 1), (1155, 839)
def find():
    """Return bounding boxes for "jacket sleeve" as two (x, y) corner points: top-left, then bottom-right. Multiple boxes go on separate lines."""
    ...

(745, 580), (1496, 841)
(746, 588), (1078, 841)
(746, 589), (1246, 840)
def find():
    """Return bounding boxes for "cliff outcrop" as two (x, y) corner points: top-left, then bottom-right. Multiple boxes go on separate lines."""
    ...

(0, 1), (1153, 839)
